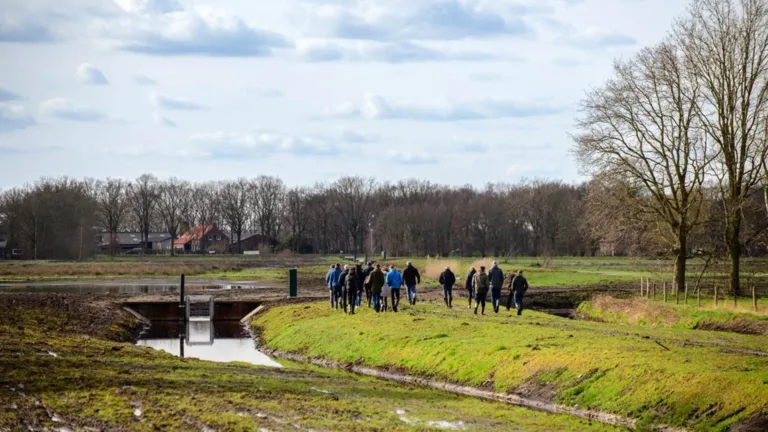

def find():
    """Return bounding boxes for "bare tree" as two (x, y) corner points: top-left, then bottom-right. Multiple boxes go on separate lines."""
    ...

(128, 174), (160, 254)
(219, 179), (249, 254)
(94, 178), (130, 255)
(157, 177), (191, 256)
(190, 182), (219, 252)
(676, 0), (768, 295)
(574, 41), (710, 294)
(330, 176), (376, 259)
(251, 175), (285, 245)
(285, 187), (310, 253)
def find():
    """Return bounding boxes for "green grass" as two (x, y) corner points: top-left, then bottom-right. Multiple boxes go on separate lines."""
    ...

(255, 301), (768, 431)
(577, 295), (768, 333)
(0, 300), (618, 431)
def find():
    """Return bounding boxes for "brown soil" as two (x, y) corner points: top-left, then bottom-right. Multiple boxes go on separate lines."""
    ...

(696, 318), (768, 336)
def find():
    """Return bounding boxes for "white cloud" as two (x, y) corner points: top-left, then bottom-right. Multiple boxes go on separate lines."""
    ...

(75, 63), (109, 85)
(151, 92), (203, 110)
(134, 74), (157, 85)
(388, 151), (439, 165)
(94, 3), (292, 57)
(298, 40), (496, 63)
(558, 26), (636, 50)
(296, 0), (534, 41)
(0, 104), (36, 132)
(152, 111), (176, 127)
(251, 88), (284, 98)
(324, 93), (565, 121)
(188, 130), (338, 157)
(339, 129), (379, 144)
(39, 98), (107, 122)
(0, 13), (57, 43)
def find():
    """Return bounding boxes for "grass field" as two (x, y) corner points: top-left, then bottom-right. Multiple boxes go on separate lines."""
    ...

(5, 255), (768, 293)
(0, 295), (618, 431)
(255, 301), (768, 431)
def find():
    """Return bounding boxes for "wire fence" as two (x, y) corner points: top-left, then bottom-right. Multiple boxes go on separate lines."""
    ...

(637, 277), (766, 312)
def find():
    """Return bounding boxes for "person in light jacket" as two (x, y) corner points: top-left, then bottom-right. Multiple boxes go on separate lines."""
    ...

(473, 266), (489, 315)
(386, 265), (404, 312)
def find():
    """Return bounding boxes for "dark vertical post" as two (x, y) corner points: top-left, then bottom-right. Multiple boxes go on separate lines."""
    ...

(753, 286), (758, 312)
(180, 274), (186, 321)
(289, 268), (298, 298)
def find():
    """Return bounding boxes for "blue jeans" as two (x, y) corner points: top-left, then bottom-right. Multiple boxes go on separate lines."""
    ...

(491, 287), (502, 312)
(406, 284), (417, 303)
(514, 292), (524, 315)
(373, 293), (381, 312)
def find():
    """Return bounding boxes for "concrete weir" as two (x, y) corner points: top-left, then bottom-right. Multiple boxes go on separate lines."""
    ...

(124, 301), (261, 322)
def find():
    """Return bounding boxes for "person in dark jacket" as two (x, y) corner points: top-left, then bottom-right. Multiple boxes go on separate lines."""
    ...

(511, 270), (529, 316)
(439, 266), (456, 308)
(369, 264), (386, 312)
(362, 261), (375, 306)
(338, 265), (349, 311)
(346, 266), (360, 314)
(505, 270), (518, 311)
(473, 266), (489, 315)
(488, 261), (505, 313)
(465, 267), (476, 308)
(403, 262), (421, 305)
(355, 263), (365, 307)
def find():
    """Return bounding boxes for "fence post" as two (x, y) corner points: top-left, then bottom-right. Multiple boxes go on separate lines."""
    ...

(288, 268), (298, 298)
(753, 286), (758, 312)
(676, 281), (679, 305)
(734, 288), (738, 309)
(684, 283), (688, 305)
(697, 286), (701, 307)
(640, 277), (643, 296)
(663, 282), (667, 303)
(652, 283), (656, 299)
(179, 274), (186, 322)
(714, 286), (718, 308)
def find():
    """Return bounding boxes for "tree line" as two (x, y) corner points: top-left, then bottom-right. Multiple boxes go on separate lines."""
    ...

(0, 176), (593, 260)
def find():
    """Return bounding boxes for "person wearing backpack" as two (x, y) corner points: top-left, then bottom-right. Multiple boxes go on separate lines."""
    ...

(511, 270), (529, 316)
(386, 264), (404, 312)
(439, 266), (456, 308)
(403, 262), (421, 305)
(338, 265), (350, 312)
(369, 264), (385, 312)
(505, 270), (518, 312)
(488, 261), (505, 313)
(346, 266), (360, 314)
(326, 264), (343, 309)
(465, 267), (476, 309)
(473, 266), (490, 315)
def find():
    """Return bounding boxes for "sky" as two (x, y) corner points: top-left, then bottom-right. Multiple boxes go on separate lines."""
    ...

(0, 0), (690, 189)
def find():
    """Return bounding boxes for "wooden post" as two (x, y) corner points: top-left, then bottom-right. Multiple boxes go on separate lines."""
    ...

(684, 283), (688, 305)
(753, 286), (758, 312)
(640, 277), (644, 296)
(652, 283), (656, 299)
(663, 282), (667, 303)
(676, 282), (679, 304)
(697, 286), (701, 307)
(734, 288), (738, 309)
(714, 286), (718, 308)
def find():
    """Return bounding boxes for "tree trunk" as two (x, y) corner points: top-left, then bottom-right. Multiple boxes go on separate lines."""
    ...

(673, 237), (686, 296)
(727, 213), (742, 296)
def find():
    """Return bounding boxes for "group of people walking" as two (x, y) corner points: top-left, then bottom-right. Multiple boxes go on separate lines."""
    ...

(324, 260), (529, 316)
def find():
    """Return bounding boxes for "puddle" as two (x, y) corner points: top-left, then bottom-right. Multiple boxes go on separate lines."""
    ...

(136, 320), (281, 368)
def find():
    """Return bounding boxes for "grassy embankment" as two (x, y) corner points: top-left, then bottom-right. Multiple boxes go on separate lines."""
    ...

(0, 294), (616, 431)
(577, 294), (768, 335)
(255, 302), (768, 431)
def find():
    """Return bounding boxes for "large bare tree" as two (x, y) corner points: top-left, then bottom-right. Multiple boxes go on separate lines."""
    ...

(285, 187), (309, 253)
(94, 178), (130, 255)
(157, 177), (191, 256)
(128, 174), (159, 254)
(574, 41), (710, 294)
(219, 179), (249, 253)
(250, 175), (285, 245)
(676, 0), (768, 295)
(330, 176), (376, 259)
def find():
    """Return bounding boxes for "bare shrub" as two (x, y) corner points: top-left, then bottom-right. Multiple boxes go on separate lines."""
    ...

(423, 258), (461, 280)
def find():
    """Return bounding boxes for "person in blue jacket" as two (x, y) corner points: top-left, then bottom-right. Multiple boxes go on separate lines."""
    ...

(385, 264), (404, 312)
(325, 264), (343, 309)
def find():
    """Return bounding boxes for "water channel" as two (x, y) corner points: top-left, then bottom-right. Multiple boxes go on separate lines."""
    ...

(136, 319), (281, 367)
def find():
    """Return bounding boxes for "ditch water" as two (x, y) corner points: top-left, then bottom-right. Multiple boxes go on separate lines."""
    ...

(136, 320), (281, 368)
